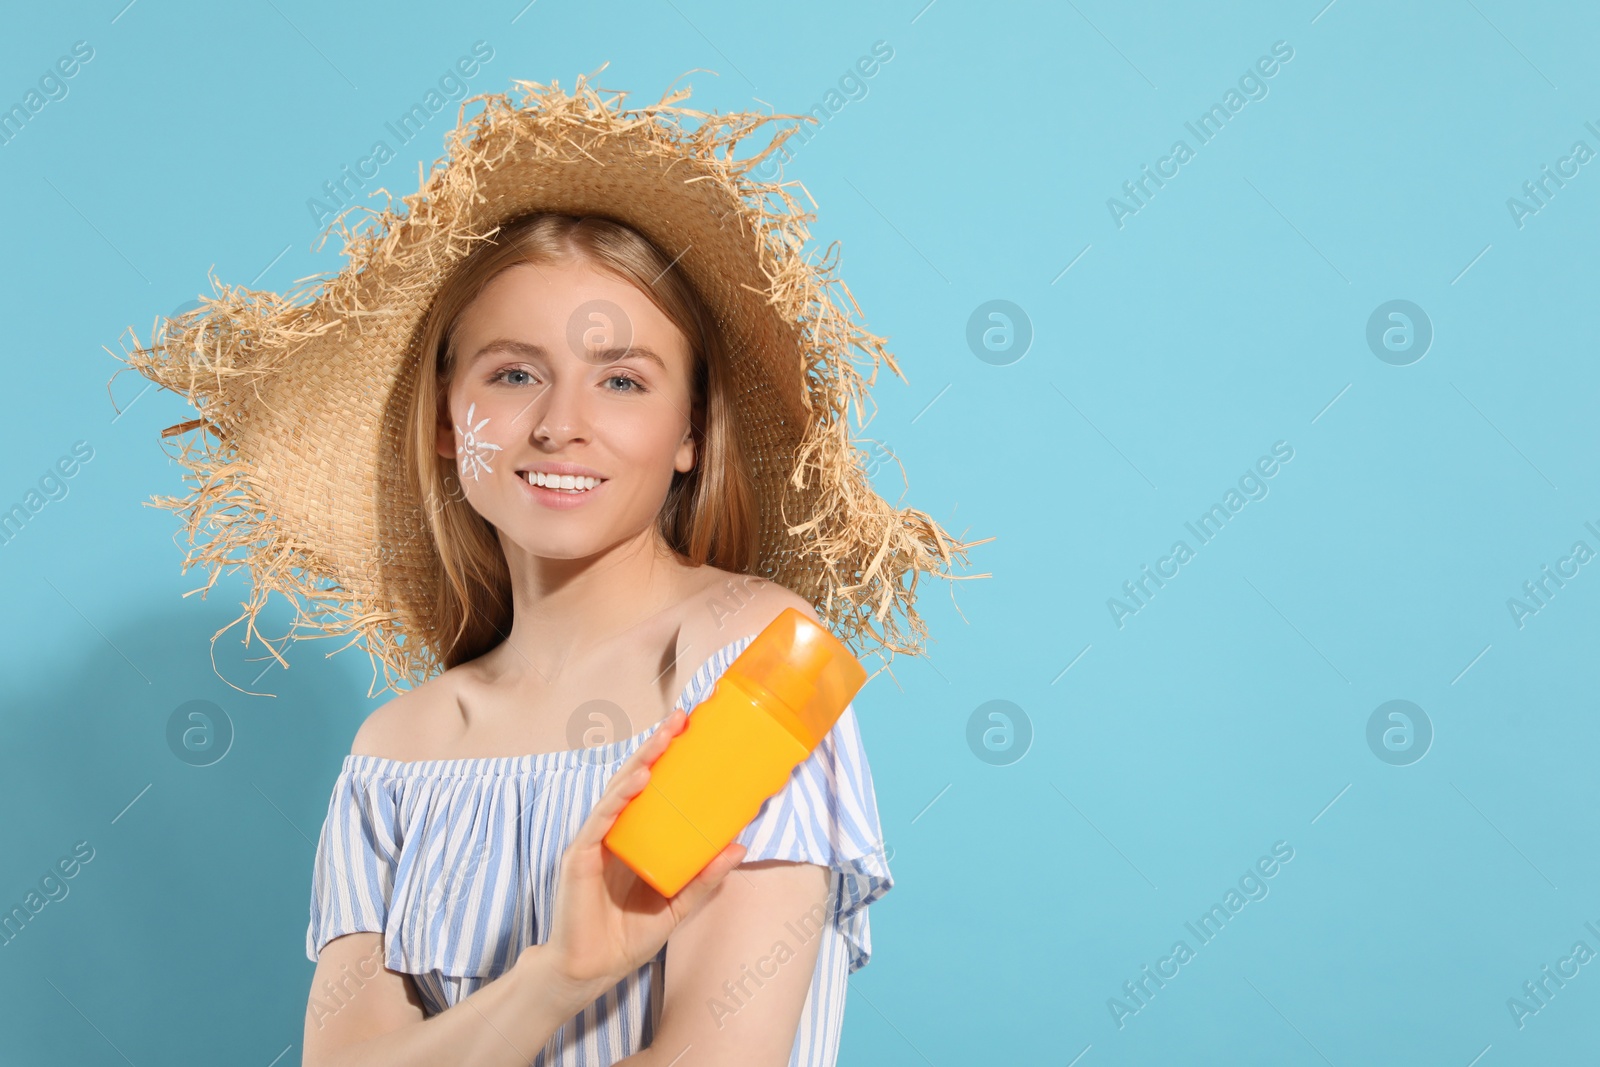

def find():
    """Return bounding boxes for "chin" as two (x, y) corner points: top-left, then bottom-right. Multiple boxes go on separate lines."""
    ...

(501, 530), (604, 560)
(497, 519), (652, 562)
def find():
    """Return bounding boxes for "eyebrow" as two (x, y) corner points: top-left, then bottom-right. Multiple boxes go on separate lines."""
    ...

(467, 338), (668, 372)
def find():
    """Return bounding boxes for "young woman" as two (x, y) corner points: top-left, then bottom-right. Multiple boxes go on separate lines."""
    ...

(302, 213), (882, 1066)
(120, 75), (980, 1067)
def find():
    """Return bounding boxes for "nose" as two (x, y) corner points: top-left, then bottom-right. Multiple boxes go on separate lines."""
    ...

(528, 372), (592, 448)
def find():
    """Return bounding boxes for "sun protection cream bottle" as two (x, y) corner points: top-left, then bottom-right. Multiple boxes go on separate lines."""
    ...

(603, 607), (868, 898)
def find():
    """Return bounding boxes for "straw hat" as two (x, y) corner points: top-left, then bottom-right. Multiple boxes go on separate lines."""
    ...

(114, 68), (988, 697)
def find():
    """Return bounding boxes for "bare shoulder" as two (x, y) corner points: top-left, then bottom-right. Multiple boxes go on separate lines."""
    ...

(348, 669), (460, 759)
(688, 568), (821, 652)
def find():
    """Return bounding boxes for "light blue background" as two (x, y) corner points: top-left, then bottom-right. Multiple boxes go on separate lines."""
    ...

(2, 1), (1597, 1063)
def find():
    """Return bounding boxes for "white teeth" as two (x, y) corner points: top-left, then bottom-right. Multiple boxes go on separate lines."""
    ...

(523, 471), (602, 492)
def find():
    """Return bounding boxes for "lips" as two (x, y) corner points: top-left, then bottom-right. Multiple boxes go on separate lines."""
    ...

(519, 470), (606, 493)
(516, 469), (609, 509)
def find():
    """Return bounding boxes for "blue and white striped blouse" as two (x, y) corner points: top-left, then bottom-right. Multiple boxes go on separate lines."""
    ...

(306, 632), (893, 1066)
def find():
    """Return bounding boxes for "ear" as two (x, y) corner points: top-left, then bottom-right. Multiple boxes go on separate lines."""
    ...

(675, 404), (701, 474)
(436, 403), (456, 461)
(674, 427), (696, 474)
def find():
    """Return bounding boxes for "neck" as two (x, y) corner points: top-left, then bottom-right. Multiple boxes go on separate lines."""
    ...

(493, 526), (697, 686)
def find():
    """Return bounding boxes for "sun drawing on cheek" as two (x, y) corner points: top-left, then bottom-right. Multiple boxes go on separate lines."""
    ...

(454, 401), (503, 481)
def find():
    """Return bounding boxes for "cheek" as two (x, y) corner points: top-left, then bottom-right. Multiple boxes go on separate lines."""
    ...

(449, 394), (516, 482)
(595, 408), (684, 470)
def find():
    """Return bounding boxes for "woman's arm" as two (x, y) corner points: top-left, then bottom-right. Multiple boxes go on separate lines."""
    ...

(303, 706), (746, 1067)
(303, 935), (611, 1067)
(611, 858), (833, 1067)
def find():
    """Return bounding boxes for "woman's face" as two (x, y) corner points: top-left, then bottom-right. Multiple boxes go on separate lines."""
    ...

(436, 258), (698, 561)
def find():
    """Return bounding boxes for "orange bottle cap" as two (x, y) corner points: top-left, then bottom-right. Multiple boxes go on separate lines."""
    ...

(726, 608), (867, 747)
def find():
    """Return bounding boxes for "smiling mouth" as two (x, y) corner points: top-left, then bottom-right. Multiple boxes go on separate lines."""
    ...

(520, 471), (607, 494)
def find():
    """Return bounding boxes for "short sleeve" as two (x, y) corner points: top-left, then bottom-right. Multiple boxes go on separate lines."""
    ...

(306, 767), (401, 962)
(732, 700), (894, 974)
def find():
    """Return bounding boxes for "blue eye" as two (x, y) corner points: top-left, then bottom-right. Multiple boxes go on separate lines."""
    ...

(489, 368), (534, 386)
(488, 367), (646, 393)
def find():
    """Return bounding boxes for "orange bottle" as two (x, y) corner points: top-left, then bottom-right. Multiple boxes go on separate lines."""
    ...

(604, 607), (868, 898)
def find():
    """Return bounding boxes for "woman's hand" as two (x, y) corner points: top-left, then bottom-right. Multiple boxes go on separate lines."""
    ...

(524, 707), (747, 1005)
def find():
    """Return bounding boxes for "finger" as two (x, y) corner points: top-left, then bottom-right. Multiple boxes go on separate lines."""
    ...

(574, 712), (688, 848)
(596, 710), (680, 809)
(669, 841), (748, 914)
(601, 709), (684, 799)
(635, 708), (686, 768)
(572, 764), (649, 851)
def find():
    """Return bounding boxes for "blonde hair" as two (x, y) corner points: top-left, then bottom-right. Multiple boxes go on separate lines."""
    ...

(401, 213), (759, 670)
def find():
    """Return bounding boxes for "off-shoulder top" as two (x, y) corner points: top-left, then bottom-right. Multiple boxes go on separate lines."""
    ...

(305, 632), (894, 1066)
